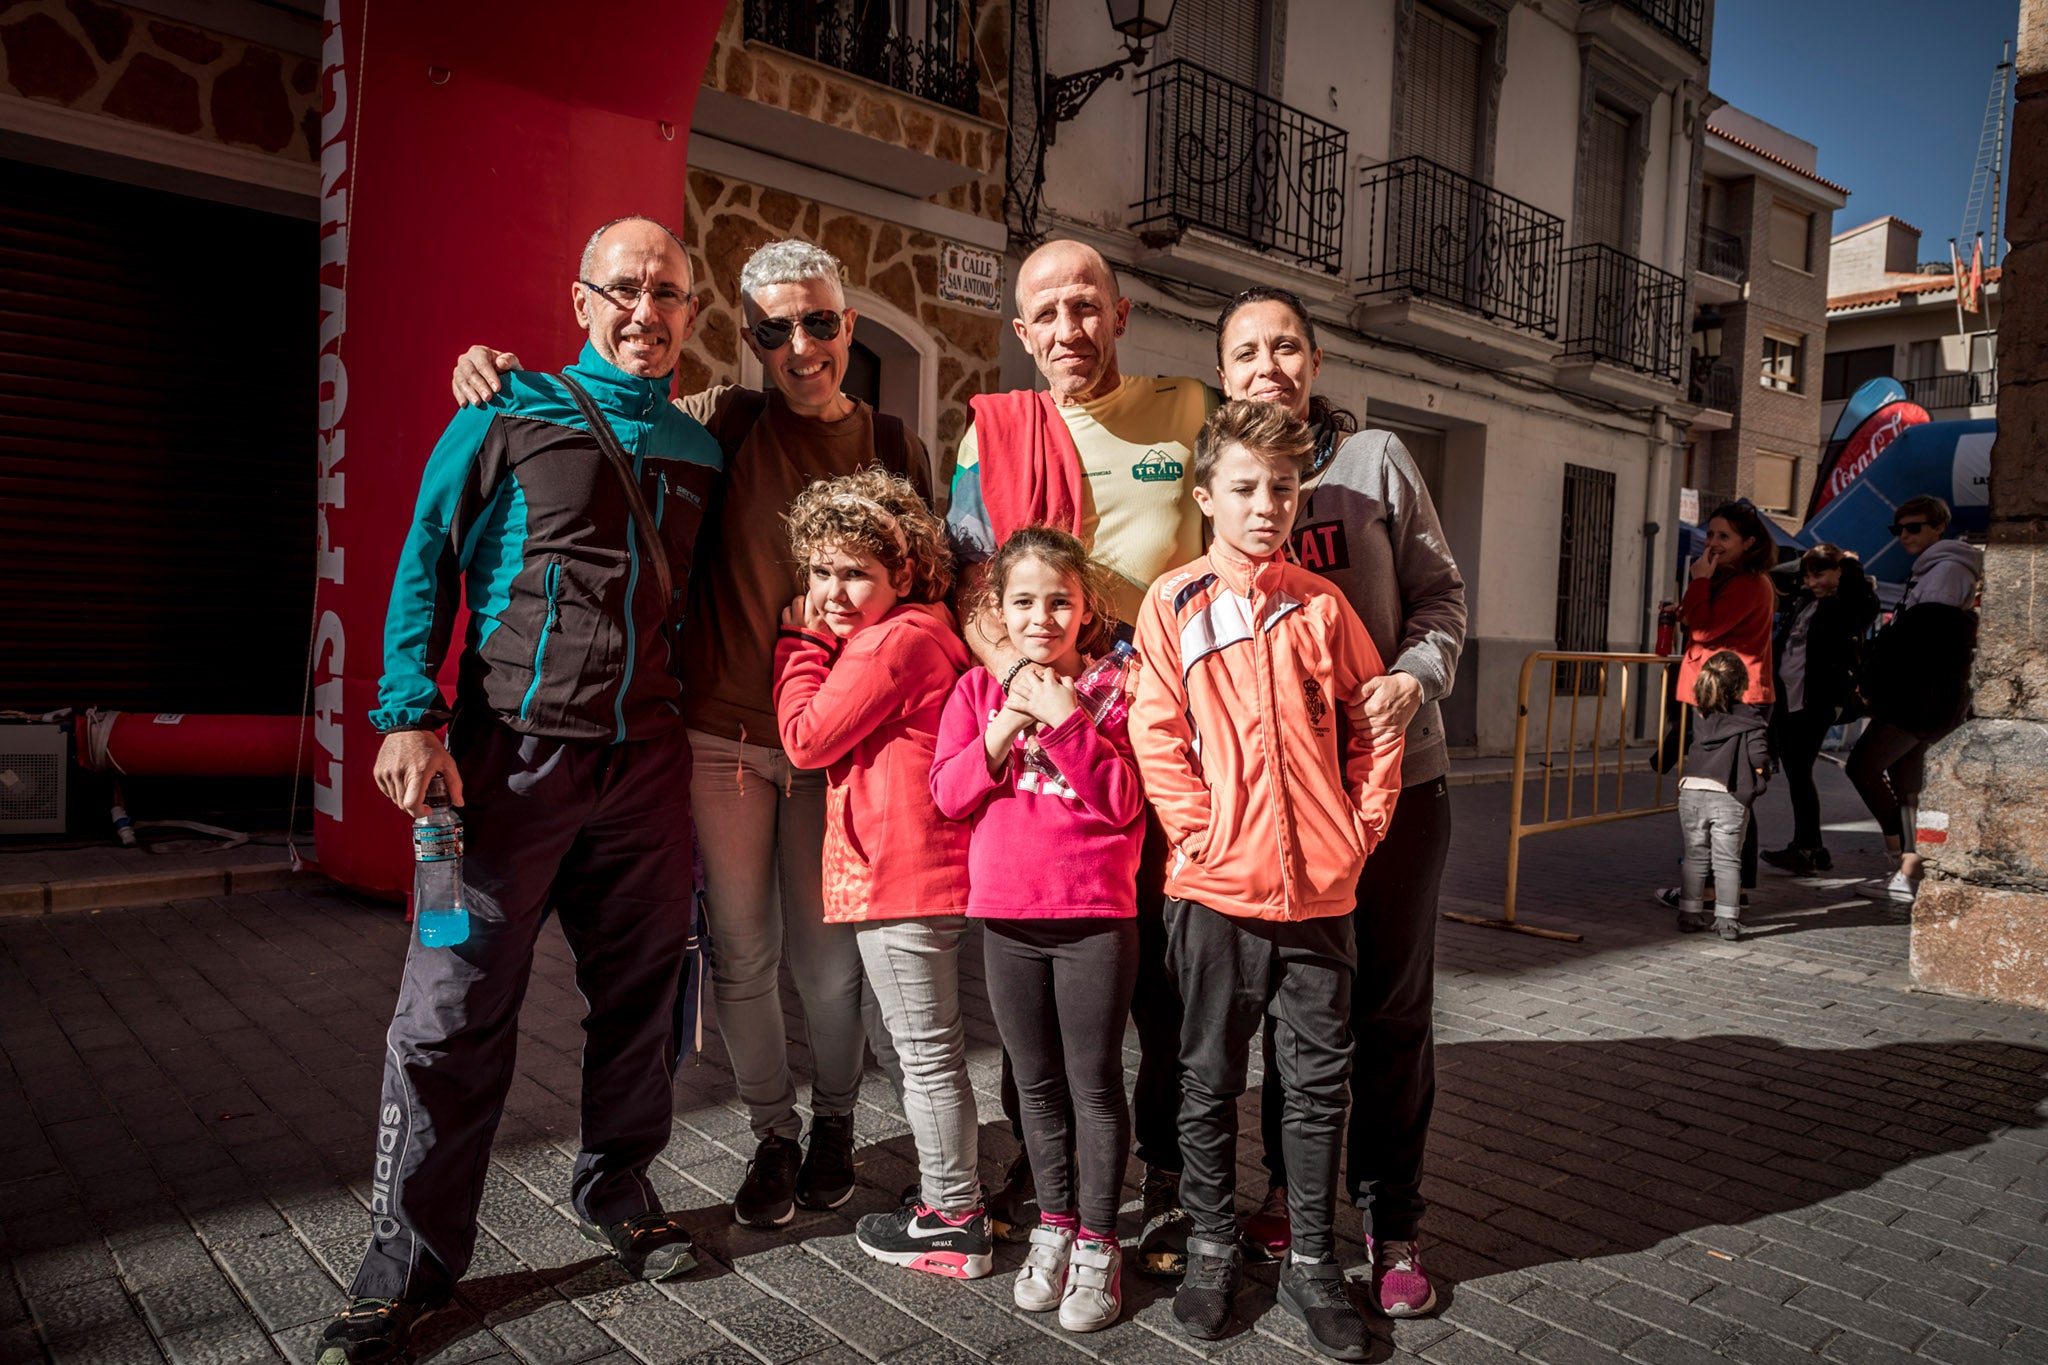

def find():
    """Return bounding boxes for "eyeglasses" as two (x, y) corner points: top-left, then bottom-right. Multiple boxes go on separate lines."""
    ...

(749, 310), (843, 350)
(1889, 520), (1931, 537)
(579, 279), (695, 312)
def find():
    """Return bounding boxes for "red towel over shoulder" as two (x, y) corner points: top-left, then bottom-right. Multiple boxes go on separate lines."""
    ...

(967, 389), (1084, 540)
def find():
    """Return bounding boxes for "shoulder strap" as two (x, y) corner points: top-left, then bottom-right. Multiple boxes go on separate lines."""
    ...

(558, 374), (675, 612)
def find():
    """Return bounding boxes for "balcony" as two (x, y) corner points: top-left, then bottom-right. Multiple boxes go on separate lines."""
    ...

(743, 0), (980, 115)
(1618, 0), (1708, 56)
(1129, 61), (1348, 276)
(1902, 370), (1999, 412)
(1698, 225), (1746, 283)
(1352, 156), (1563, 366)
(1688, 358), (1736, 428)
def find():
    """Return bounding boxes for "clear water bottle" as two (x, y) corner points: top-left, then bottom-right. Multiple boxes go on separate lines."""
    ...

(1020, 641), (1139, 784)
(412, 774), (469, 947)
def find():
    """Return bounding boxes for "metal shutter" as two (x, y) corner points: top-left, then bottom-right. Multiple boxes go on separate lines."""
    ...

(1404, 4), (1482, 178)
(1582, 104), (1631, 250)
(1169, 0), (1263, 90)
(0, 160), (315, 714)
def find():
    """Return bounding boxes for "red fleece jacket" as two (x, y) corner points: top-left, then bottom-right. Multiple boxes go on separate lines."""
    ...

(774, 602), (973, 923)
(1678, 570), (1776, 707)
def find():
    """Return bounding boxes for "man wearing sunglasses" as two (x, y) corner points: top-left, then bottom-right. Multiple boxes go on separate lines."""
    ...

(1848, 495), (1983, 909)
(449, 238), (935, 1233)
(320, 217), (720, 1365)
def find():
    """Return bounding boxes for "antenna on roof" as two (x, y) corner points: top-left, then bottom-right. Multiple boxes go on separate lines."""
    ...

(1960, 40), (2011, 267)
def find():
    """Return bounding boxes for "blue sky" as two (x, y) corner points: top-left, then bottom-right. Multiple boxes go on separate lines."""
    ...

(1710, 0), (2020, 265)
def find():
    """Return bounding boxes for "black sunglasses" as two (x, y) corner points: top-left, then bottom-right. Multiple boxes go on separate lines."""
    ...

(1889, 520), (1931, 536)
(750, 309), (843, 350)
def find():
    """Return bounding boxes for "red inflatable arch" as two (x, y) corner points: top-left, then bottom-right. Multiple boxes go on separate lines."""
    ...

(312, 0), (726, 898)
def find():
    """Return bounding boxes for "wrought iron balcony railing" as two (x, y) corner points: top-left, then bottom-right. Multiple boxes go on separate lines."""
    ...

(1689, 357), (1736, 410)
(1697, 224), (1746, 283)
(1560, 244), (1688, 383)
(744, 0), (980, 116)
(1130, 61), (1348, 274)
(1355, 156), (1563, 336)
(1616, 0), (1707, 56)
(1902, 370), (1999, 410)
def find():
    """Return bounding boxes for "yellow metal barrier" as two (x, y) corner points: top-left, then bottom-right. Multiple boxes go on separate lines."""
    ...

(1444, 651), (1689, 942)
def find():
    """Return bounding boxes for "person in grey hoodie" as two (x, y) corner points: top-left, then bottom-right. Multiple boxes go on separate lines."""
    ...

(1848, 496), (1983, 906)
(1215, 287), (1467, 1319)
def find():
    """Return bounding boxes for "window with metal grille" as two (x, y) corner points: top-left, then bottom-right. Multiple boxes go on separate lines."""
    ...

(1404, 4), (1482, 178)
(1770, 201), (1813, 271)
(1761, 332), (1803, 393)
(1581, 103), (1632, 250)
(1753, 451), (1798, 514)
(1168, 0), (1264, 89)
(1555, 464), (1616, 693)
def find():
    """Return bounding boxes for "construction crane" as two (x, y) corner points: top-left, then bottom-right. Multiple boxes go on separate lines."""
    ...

(1960, 40), (2012, 267)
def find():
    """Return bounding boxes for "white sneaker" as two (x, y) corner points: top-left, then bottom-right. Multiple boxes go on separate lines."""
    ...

(1013, 1223), (1072, 1312)
(1856, 872), (1918, 905)
(1058, 1236), (1121, 1332)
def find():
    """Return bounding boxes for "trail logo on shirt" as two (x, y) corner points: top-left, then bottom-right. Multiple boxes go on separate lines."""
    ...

(1291, 520), (1350, 574)
(1302, 678), (1328, 725)
(1132, 449), (1184, 483)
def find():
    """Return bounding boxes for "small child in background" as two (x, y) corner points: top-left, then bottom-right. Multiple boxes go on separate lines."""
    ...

(1130, 400), (1405, 1362)
(771, 469), (984, 1277)
(1676, 649), (1773, 942)
(929, 526), (1145, 1333)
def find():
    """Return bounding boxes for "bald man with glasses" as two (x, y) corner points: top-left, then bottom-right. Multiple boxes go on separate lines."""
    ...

(450, 238), (941, 1234)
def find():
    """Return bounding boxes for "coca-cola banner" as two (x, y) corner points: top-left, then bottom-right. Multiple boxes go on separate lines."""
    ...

(314, 0), (724, 897)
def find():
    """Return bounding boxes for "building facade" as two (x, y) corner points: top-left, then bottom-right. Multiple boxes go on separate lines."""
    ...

(1006, 0), (1715, 753)
(1823, 215), (2001, 437)
(1683, 105), (1849, 529)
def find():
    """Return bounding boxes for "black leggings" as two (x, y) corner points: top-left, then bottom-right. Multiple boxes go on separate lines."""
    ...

(1773, 706), (1835, 852)
(1847, 720), (1935, 849)
(983, 918), (1138, 1233)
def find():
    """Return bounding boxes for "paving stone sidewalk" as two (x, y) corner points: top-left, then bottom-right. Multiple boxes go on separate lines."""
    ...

(2, 766), (2044, 1365)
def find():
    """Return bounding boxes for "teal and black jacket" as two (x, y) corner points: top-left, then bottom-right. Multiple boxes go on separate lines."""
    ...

(372, 342), (723, 743)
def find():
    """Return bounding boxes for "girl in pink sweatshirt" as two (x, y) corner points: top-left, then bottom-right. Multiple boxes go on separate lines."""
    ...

(929, 527), (1145, 1333)
(771, 470), (984, 1279)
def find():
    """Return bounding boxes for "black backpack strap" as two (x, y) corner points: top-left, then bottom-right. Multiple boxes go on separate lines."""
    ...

(558, 374), (675, 612)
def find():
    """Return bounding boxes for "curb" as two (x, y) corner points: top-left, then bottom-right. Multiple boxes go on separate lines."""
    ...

(0, 863), (307, 918)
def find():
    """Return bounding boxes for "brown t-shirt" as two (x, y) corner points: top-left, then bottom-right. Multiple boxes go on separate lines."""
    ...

(676, 385), (941, 745)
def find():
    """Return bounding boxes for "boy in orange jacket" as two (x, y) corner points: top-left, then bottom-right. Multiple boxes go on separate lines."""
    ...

(1130, 400), (1404, 1361)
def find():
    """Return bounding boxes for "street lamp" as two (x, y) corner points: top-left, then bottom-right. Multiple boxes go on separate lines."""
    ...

(1039, 0), (1177, 148)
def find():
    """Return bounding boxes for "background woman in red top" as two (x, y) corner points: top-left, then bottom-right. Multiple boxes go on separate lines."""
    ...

(1660, 501), (1778, 911)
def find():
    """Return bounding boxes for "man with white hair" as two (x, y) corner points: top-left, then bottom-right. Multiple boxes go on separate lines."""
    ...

(452, 238), (937, 1231)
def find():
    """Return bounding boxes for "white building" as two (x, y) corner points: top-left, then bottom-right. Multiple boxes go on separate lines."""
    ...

(1823, 216), (2000, 436)
(1005, 0), (1714, 753)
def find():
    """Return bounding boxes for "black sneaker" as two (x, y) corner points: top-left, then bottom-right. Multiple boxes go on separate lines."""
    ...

(1278, 1259), (1370, 1361)
(734, 1134), (802, 1228)
(854, 1201), (994, 1279)
(1761, 845), (1817, 875)
(1136, 1164), (1191, 1277)
(1171, 1235), (1242, 1340)
(987, 1149), (1039, 1243)
(1810, 847), (1833, 872)
(797, 1114), (856, 1211)
(578, 1210), (696, 1281)
(315, 1297), (437, 1365)
(1675, 910), (1714, 933)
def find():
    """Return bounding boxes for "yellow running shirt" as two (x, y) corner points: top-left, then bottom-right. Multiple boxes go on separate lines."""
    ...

(947, 375), (1215, 625)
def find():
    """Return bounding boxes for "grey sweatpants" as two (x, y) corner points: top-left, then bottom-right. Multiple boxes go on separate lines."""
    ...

(1679, 786), (1751, 922)
(856, 916), (979, 1213)
(351, 715), (695, 1302)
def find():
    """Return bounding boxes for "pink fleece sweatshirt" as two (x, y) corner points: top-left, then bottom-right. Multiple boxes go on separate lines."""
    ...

(929, 667), (1146, 919)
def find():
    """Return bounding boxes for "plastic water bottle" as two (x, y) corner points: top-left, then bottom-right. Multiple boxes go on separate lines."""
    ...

(412, 774), (469, 947)
(1021, 641), (1139, 784)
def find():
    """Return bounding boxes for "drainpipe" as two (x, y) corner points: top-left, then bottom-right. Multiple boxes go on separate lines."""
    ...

(1638, 408), (1673, 738)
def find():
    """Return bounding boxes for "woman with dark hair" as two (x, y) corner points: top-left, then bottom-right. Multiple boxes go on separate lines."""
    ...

(1212, 286), (1468, 1319)
(1656, 502), (1777, 912)
(1762, 544), (1878, 876)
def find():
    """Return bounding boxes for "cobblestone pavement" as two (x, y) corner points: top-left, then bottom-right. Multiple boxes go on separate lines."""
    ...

(3, 766), (2045, 1364)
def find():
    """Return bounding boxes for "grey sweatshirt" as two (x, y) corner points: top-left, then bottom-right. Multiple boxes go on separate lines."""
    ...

(1293, 428), (1469, 785)
(1900, 538), (1982, 611)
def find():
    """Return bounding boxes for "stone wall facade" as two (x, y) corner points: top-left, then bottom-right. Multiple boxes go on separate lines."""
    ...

(1915, 0), (2048, 1012)
(674, 166), (1004, 455)
(0, 0), (318, 163)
